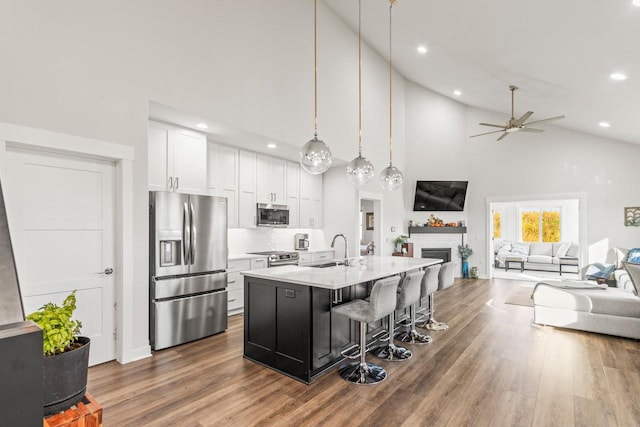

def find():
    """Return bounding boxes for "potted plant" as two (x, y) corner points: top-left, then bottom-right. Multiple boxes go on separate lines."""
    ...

(458, 244), (473, 278)
(394, 235), (408, 252)
(26, 290), (91, 416)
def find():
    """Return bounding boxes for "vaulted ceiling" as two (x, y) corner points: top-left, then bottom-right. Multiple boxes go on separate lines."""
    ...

(324, 0), (640, 145)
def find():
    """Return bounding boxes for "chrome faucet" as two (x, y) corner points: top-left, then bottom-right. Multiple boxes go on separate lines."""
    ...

(330, 234), (349, 266)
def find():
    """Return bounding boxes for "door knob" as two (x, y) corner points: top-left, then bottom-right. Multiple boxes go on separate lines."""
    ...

(96, 267), (114, 275)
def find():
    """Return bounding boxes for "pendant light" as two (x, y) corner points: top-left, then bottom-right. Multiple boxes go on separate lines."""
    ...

(299, 0), (333, 175)
(346, 0), (375, 186)
(380, 0), (403, 191)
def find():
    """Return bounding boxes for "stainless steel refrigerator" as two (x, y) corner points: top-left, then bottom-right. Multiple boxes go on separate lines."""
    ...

(149, 191), (228, 350)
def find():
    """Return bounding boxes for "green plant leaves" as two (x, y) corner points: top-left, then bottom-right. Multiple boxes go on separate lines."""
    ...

(26, 290), (82, 356)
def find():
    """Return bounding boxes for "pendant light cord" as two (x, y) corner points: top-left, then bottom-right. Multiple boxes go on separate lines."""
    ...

(358, 0), (362, 157)
(314, 0), (318, 137)
(388, 0), (395, 166)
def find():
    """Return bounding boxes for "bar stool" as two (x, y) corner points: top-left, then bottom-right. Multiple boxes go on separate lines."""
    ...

(415, 263), (441, 329)
(422, 261), (455, 331)
(370, 271), (424, 361)
(332, 276), (401, 385)
(394, 270), (432, 345)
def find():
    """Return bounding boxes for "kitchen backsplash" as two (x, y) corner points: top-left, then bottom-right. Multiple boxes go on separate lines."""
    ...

(228, 228), (327, 254)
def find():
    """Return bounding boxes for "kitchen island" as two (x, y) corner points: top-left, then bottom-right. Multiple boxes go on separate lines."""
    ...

(241, 256), (442, 383)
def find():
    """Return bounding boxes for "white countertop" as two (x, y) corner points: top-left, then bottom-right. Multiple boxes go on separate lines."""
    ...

(296, 248), (334, 254)
(241, 256), (443, 290)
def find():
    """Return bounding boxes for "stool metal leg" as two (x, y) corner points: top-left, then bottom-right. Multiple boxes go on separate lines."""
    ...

(417, 294), (449, 331)
(338, 321), (387, 385)
(395, 303), (432, 344)
(370, 308), (412, 361)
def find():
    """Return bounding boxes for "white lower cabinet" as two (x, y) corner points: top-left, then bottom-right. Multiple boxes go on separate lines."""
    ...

(227, 257), (268, 315)
(298, 251), (334, 266)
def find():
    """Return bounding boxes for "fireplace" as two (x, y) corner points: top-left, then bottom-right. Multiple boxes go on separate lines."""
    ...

(422, 248), (451, 263)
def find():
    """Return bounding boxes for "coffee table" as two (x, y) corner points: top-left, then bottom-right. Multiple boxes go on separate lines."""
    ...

(505, 256), (525, 272)
(559, 256), (579, 275)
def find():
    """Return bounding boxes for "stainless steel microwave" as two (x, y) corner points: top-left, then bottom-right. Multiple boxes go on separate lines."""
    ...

(256, 204), (289, 227)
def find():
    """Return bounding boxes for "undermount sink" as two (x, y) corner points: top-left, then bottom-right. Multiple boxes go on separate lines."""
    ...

(309, 261), (346, 268)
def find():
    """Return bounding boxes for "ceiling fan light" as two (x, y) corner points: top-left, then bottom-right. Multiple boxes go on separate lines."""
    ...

(379, 164), (403, 191)
(347, 155), (375, 186)
(300, 136), (332, 174)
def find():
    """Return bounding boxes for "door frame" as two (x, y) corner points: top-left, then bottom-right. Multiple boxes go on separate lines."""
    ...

(0, 121), (138, 364)
(485, 192), (588, 279)
(355, 190), (383, 258)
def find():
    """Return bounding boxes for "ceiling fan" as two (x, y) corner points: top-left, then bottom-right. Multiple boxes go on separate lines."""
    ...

(470, 85), (565, 141)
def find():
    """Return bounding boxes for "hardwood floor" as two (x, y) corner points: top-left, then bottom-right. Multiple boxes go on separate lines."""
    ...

(88, 278), (640, 426)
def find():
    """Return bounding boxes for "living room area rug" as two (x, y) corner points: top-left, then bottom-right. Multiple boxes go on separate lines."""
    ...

(504, 285), (534, 307)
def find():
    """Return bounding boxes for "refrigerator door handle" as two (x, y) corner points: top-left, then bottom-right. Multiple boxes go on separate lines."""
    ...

(183, 202), (190, 265)
(190, 202), (196, 265)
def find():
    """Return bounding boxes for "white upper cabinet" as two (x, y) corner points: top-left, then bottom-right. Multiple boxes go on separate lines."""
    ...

(286, 161), (300, 228)
(207, 143), (239, 228)
(148, 121), (207, 194)
(300, 170), (323, 228)
(256, 155), (286, 205)
(238, 150), (257, 228)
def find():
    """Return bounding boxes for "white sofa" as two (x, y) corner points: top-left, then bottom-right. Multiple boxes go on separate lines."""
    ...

(532, 262), (640, 339)
(494, 240), (579, 273)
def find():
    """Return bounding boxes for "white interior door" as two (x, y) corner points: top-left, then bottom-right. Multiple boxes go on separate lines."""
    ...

(5, 147), (116, 366)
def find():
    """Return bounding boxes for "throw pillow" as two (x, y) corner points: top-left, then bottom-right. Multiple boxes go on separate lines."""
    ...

(556, 243), (571, 257)
(511, 243), (529, 256)
(613, 247), (629, 269)
(627, 248), (640, 264)
(623, 261), (640, 296)
(566, 243), (579, 257)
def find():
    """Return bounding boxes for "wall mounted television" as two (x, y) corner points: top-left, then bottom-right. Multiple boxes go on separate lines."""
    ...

(413, 181), (469, 211)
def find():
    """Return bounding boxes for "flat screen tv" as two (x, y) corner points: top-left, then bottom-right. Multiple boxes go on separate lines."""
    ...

(413, 181), (468, 211)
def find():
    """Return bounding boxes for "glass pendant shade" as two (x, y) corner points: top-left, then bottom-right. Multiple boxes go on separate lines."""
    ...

(379, 164), (403, 191)
(346, 155), (375, 185)
(300, 136), (332, 174)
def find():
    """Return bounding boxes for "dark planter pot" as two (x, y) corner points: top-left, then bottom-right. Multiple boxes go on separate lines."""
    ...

(43, 336), (90, 416)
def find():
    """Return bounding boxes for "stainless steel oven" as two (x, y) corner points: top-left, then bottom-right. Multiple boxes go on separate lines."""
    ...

(248, 251), (299, 267)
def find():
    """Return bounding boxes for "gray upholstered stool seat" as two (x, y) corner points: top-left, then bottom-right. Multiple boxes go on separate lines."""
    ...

(419, 261), (454, 331)
(332, 275), (401, 384)
(416, 263), (441, 329)
(392, 270), (432, 345)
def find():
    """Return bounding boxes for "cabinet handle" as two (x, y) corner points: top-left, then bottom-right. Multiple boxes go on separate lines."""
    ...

(228, 298), (237, 303)
(168, 176), (174, 190)
(228, 280), (236, 284)
(338, 288), (343, 303)
(175, 177), (179, 190)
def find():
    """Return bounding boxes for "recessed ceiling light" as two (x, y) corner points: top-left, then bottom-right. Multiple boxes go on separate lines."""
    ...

(610, 72), (627, 81)
(599, 122), (611, 128)
(267, 143), (277, 149)
(453, 90), (462, 96)
(633, 0), (640, 7)
(196, 123), (208, 129)
(417, 45), (428, 54)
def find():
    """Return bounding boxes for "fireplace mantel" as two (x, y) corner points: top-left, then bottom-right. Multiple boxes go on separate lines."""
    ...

(408, 226), (466, 236)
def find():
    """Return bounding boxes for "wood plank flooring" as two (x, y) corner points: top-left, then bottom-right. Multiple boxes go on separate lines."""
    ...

(88, 278), (640, 426)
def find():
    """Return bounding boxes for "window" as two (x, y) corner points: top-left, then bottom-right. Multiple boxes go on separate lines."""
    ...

(520, 207), (561, 242)
(493, 211), (501, 239)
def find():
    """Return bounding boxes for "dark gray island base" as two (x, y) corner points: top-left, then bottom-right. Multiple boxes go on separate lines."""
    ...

(244, 276), (377, 383)
(242, 256), (442, 383)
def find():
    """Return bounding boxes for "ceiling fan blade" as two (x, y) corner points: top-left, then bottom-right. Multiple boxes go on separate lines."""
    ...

(514, 111), (534, 126)
(479, 123), (506, 129)
(496, 132), (510, 141)
(524, 115), (565, 126)
(469, 130), (505, 138)
(520, 127), (544, 133)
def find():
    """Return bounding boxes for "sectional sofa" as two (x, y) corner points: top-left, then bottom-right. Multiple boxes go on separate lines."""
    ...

(532, 261), (640, 339)
(494, 240), (580, 273)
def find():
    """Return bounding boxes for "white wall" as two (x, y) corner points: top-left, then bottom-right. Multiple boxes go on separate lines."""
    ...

(404, 81), (640, 275)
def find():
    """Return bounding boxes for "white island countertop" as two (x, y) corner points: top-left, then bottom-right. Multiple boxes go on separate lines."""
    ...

(241, 256), (443, 290)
